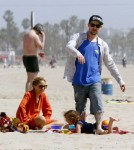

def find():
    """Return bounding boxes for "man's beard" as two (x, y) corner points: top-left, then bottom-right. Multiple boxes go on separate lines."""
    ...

(90, 31), (97, 35)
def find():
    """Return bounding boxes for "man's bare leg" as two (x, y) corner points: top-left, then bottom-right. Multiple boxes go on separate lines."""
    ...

(80, 111), (87, 121)
(26, 72), (38, 91)
(95, 112), (104, 134)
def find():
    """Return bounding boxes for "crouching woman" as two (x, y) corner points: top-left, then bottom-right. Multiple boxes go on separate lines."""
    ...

(16, 76), (62, 130)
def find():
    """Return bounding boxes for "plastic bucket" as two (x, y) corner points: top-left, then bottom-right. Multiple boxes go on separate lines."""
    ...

(101, 78), (113, 95)
(51, 125), (62, 130)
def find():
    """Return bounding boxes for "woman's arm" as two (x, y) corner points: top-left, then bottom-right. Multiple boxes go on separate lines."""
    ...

(42, 94), (53, 124)
(16, 93), (30, 124)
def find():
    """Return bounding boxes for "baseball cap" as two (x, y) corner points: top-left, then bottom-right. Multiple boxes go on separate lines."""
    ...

(33, 23), (44, 34)
(89, 15), (103, 25)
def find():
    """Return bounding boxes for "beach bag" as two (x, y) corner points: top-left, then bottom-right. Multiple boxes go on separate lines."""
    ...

(0, 112), (29, 133)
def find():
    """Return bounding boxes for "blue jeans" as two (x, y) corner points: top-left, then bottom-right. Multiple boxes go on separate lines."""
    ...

(73, 82), (104, 115)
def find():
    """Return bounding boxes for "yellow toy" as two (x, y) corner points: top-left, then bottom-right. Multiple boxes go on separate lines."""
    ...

(11, 117), (29, 133)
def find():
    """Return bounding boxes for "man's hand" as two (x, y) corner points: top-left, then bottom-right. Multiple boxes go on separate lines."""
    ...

(40, 31), (45, 38)
(38, 52), (45, 58)
(77, 55), (85, 64)
(120, 84), (125, 92)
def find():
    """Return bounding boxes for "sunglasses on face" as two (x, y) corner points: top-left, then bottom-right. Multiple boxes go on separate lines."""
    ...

(90, 23), (101, 28)
(38, 84), (48, 89)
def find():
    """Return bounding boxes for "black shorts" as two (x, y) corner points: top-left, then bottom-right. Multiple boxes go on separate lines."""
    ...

(23, 56), (39, 72)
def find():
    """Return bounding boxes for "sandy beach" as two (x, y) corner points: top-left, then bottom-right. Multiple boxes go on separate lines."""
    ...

(0, 64), (134, 150)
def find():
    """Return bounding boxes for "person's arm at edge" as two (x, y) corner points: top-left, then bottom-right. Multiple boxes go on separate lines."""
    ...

(102, 42), (126, 92)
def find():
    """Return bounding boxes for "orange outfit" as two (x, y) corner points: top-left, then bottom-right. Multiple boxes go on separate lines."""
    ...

(16, 90), (54, 128)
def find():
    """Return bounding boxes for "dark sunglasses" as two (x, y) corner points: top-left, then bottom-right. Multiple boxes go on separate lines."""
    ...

(90, 23), (101, 28)
(38, 85), (48, 89)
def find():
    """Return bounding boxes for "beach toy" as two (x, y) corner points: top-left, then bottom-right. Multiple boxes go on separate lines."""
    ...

(61, 129), (70, 134)
(102, 120), (109, 130)
(102, 120), (109, 126)
(69, 124), (75, 130)
(51, 125), (62, 130)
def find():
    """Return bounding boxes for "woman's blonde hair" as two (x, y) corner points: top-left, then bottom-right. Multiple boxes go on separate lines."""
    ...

(32, 77), (46, 86)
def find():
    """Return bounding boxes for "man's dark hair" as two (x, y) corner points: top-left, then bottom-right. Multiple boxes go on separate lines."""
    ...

(33, 23), (44, 34)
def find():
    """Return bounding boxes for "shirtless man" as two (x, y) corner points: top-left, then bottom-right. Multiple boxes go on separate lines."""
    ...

(23, 23), (45, 91)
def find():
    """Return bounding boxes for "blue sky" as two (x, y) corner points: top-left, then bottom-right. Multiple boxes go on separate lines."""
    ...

(0, 0), (134, 30)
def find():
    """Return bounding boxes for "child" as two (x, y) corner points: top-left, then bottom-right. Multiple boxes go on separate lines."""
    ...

(64, 110), (121, 135)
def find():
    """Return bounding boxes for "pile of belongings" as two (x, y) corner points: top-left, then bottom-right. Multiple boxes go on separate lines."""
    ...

(0, 112), (29, 133)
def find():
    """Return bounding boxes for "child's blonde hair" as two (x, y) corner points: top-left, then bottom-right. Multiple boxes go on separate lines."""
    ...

(64, 110), (81, 124)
